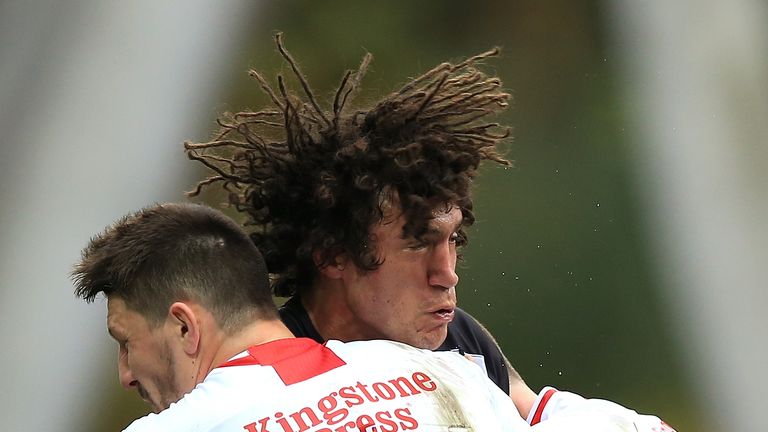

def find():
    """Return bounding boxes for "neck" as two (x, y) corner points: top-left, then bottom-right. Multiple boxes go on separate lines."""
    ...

(303, 277), (374, 342)
(195, 318), (296, 382)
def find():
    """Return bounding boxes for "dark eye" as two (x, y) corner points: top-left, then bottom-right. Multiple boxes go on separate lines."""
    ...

(407, 239), (429, 250)
(451, 232), (467, 247)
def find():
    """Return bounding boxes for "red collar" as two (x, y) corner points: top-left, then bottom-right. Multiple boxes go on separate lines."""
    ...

(218, 338), (345, 385)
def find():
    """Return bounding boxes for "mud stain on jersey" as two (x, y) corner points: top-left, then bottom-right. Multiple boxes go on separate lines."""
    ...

(432, 385), (472, 431)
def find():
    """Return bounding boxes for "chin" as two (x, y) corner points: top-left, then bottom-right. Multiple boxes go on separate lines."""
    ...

(414, 329), (448, 350)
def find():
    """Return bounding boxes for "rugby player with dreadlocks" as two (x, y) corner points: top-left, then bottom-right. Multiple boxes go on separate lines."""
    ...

(185, 34), (674, 428)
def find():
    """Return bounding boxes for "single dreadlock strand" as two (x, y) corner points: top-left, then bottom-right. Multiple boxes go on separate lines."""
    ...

(399, 91), (429, 105)
(200, 153), (250, 176)
(451, 132), (502, 144)
(277, 75), (298, 153)
(351, 53), (373, 89)
(215, 116), (239, 130)
(452, 123), (507, 136)
(186, 176), (224, 197)
(450, 47), (500, 72)
(236, 118), (285, 128)
(333, 70), (353, 118)
(413, 72), (450, 119)
(184, 140), (255, 152)
(187, 151), (253, 184)
(297, 105), (323, 125)
(396, 62), (452, 96)
(242, 131), (269, 147)
(249, 70), (286, 111)
(274, 33), (331, 127)
(234, 110), (282, 119)
(339, 52), (373, 113)
(418, 108), (487, 124)
(277, 89), (316, 152)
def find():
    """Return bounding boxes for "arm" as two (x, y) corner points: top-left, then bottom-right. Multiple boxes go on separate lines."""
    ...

(469, 313), (538, 418)
(527, 387), (677, 432)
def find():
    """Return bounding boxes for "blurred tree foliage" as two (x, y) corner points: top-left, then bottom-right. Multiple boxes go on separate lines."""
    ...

(93, 1), (699, 430)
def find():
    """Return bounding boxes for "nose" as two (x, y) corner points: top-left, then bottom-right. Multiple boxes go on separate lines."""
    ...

(118, 352), (137, 389)
(428, 241), (459, 289)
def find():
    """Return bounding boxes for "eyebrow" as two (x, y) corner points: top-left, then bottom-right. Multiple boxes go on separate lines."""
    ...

(422, 217), (463, 238)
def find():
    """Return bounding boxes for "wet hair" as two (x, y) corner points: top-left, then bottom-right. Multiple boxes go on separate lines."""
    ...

(186, 33), (511, 297)
(71, 202), (276, 330)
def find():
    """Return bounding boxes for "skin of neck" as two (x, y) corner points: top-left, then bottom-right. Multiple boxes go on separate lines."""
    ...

(190, 307), (296, 384)
(302, 274), (373, 342)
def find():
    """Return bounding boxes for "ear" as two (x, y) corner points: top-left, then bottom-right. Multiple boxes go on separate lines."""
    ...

(313, 250), (348, 280)
(167, 302), (201, 356)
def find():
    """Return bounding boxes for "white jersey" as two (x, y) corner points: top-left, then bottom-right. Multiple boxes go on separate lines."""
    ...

(124, 338), (674, 432)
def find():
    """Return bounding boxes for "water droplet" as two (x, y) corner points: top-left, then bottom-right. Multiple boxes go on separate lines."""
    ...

(558, 371), (563, 376)
(539, 363), (543, 367)
(501, 272), (506, 276)
(595, 202), (600, 207)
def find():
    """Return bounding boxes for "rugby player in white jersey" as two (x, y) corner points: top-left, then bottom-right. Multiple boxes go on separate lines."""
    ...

(72, 203), (674, 431)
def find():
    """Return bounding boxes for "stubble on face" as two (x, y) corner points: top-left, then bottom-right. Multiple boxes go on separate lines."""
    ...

(149, 338), (183, 413)
(344, 203), (460, 350)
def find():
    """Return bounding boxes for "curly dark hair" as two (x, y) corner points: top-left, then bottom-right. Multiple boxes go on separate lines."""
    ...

(186, 33), (512, 297)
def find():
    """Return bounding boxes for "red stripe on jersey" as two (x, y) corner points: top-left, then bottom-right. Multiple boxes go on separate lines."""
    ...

(660, 420), (677, 432)
(218, 337), (346, 385)
(530, 387), (558, 425)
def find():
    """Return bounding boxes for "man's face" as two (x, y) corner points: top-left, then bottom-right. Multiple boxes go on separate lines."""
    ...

(106, 297), (189, 413)
(340, 204), (462, 350)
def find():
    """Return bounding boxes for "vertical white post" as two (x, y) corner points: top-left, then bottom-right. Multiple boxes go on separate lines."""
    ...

(607, 1), (768, 431)
(0, 1), (253, 430)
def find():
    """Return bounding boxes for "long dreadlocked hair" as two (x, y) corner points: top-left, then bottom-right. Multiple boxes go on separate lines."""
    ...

(186, 33), (512, 297)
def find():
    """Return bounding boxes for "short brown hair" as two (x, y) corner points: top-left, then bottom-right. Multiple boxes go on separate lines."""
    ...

(72, 203), (276, 331)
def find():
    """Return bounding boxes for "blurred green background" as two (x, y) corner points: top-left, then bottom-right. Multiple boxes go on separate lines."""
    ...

(90, 1), (697, 430)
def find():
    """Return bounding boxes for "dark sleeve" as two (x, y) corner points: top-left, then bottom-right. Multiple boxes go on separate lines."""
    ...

(437, 307), (511, 395)
(278, 296), (325, 343)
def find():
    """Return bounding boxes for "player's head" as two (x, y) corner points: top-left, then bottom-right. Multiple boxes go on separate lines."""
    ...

(72, 202), (275, 412)
(186, 34), (511, 348)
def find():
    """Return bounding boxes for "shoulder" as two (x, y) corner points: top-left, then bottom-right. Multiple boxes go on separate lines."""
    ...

(124, 366), (277, 432)
(440, 307), (511, 394)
